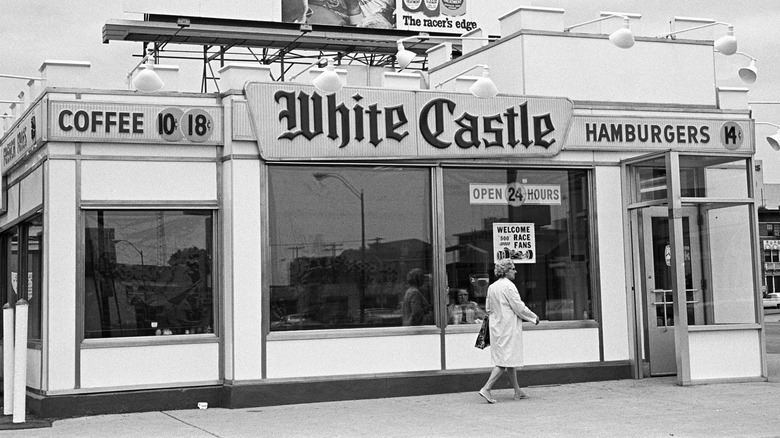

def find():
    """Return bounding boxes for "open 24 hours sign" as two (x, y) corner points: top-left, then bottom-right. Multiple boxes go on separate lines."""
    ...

(48, 101), (222, 145)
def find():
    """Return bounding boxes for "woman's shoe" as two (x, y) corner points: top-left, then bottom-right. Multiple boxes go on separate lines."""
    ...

(513, 390), (528, 400)
(479, 388), (497, 404)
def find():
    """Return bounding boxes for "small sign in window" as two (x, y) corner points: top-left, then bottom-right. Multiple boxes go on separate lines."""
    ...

(492, 223), (536, 264)
(469, 183), (561, 206)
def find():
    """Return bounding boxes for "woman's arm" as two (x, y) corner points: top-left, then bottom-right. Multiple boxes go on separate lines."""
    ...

(505, 285), (538, 323)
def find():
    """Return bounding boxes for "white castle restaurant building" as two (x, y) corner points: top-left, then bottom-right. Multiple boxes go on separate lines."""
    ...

(0, 6), (770, 417)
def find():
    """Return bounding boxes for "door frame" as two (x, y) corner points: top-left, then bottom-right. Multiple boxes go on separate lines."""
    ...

(621, 151), (694, 381)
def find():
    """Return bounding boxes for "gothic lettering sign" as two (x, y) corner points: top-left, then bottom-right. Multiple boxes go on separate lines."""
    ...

(1, 101), (44, 175)
(244, 82), (574, 160)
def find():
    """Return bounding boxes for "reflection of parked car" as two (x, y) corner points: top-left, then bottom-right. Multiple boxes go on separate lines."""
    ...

(764, 293), (780, 309)
(363, 308), (402, 326)
(270, 312), (325, 330)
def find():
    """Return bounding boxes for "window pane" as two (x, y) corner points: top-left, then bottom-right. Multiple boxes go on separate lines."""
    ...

(0, 229), (19, 338)
(443, 168), (591, 322)
(84, 210), (214, 338)
(268, 166), (433, 331)
(697, 204), (756, 324)
(27, 216), (43, 340)
(678, 156), (749, 199)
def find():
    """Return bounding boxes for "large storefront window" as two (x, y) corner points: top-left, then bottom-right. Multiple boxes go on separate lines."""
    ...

(268, 166), (433, 331)
(1, 217), (43, 341)
(84, 210), (214, 338)
(443, 168), (592, 322)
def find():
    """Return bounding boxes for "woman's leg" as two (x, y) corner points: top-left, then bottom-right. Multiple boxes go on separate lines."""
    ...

(483, 366), (504, 390)
(506, 367), (527, 399)
(479, 366), (504, 403)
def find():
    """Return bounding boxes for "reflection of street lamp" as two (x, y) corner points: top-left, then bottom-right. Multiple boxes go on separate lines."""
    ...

(113, 239), (144, 266)
(314, 172), (366, 323)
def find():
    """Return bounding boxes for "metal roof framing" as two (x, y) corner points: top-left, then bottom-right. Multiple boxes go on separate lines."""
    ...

(103, 14), (446, 90)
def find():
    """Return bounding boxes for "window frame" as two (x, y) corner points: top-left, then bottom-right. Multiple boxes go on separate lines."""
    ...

(0, 210), (44, 345)
(78, 206), (219, 347)
(263, 161), (601, 340)
(264, 163), (437, 334)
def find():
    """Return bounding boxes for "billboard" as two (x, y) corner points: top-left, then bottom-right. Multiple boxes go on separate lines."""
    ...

(126, 0), (506, 34)
(282, 0), (480, 33)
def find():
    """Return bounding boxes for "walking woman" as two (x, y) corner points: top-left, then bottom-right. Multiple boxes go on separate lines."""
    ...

(478, 259), (539, 404)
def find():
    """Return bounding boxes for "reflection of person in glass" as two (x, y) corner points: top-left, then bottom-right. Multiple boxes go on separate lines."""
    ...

(402, 268), (430, 326)
(478, 259), (540, 404)
(448, 289), (485, 324)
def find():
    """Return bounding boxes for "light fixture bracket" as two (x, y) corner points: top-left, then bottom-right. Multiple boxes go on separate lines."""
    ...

(395, 34), (496, 70)
(564, 14), (635, 49)
(434, 64), (498, 98)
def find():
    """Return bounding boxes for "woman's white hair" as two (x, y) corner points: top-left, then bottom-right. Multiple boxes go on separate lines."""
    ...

(494, 259), (516, 277)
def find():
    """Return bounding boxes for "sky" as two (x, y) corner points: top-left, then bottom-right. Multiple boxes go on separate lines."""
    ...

(2, 0), (780, 177)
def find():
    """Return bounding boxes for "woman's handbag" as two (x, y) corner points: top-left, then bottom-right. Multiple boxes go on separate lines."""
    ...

(475, 316), (490, 349)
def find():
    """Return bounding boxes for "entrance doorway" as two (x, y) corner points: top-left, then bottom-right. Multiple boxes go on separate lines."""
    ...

(638, 207), (704, 375)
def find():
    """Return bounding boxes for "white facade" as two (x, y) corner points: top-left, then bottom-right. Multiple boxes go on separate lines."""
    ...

(0, 6), (768, 417)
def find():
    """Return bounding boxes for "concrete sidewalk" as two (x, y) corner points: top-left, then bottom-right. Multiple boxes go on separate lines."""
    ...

(3, 354), (779, 438)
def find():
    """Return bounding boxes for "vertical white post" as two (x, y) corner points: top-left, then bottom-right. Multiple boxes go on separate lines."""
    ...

(2, 303), (14, 415)
(12, 300), (28, 424)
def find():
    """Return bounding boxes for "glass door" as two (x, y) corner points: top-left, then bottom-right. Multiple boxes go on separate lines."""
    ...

(640, 206), (704, 375)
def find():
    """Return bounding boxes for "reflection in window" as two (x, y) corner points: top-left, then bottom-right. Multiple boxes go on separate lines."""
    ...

(443, 168), (591, 322)
(84, 210), (214, 338)
(268, 166), (433, 331)
(27, 217), (43, 340)
(699, 204), (756, 324)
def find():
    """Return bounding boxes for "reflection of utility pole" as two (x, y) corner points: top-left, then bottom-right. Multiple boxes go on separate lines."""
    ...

(313, 172), (366, 323)
(323, 243), (343, 283)
(322, 243), (343, 258)
(287, 245), (304, 260)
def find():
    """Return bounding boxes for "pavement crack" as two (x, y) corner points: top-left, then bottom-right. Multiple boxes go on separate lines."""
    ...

(161, 411), (221, 437)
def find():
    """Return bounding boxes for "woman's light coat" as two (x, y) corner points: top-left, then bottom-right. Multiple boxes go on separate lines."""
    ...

(486, 277), (538, 367)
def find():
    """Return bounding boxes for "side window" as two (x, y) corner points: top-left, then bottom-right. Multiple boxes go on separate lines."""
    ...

(1, 216), (43, 341)
(83, 210), (214, 338)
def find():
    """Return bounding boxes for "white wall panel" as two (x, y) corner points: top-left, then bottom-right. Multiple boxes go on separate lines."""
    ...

(26, 348), (42, 389)
(225, 159), (264, 381)
(81, 161), (217, 201)
(80, 144), (218, 159)
(45, 160), (77, 390)
(688, 330), (762, 381)
(80, 343), (219, 388)
(19, 166), (43, 214)
(433, 34), (716, 106)
(3, 183), (19, 225)
(596, 166), (630, 361)
(522, 36), (716, 105)
(446, 328), (600, 369)
(266, 335), (441, 378)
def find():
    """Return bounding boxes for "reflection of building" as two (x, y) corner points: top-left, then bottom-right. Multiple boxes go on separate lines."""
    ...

(272, 238), (432, 329)
(0, 6), (769, 419)
(756, 164), (780, 294)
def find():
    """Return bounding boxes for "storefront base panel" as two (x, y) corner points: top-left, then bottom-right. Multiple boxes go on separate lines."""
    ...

(225, 361), (631, 409)
(26, 361), (632, 419)
(27, 385), (225, 420)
